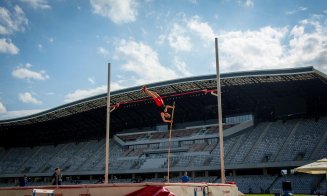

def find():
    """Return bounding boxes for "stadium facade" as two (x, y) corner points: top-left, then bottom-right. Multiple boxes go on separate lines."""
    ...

(0, 66), (326, 194)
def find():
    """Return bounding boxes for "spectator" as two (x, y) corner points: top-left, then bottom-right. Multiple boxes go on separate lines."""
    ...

(181, 172), (190, 183)
(19, 175), (28, 187)
(95, 176), (104, 184)
(163, 176), (168, 182)
(51, 167), (62, 185)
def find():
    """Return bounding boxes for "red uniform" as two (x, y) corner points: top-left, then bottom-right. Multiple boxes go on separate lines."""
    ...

(142, 86), (166, 113)
(153, 96), (164, 107)
(153, 96), (166, 113)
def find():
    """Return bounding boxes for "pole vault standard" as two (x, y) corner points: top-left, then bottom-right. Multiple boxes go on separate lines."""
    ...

(215, 38), (226, 184)
(104, 61), (218, 183)
(166, 101), (176, 183)
(105, 63), (111, 184)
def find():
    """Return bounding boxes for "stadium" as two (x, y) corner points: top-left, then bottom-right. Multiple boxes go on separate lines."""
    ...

(0, 66), (327, 195)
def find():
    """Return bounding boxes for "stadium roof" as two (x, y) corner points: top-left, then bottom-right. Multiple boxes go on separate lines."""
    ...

(1, 66), (327, 146)
(1, 66), (326, 126)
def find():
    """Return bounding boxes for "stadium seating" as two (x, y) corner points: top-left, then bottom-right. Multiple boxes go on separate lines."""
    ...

(0, 117), (326, 194)
(140, 158), (166, 169)
(63, 140), (105, 172)
(22, 144), (65, 173)
(315, 178), (326, 195)
(270, 174), (321, 194)
(246, 120), (297, 163)
(228, 123), (269, 163)
(276, 117), (327, 162)
(225, 175), (278, 193)
(0, 147), (40, 174)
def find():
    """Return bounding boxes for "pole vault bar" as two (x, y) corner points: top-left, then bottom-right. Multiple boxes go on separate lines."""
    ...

(110, 89), (218, 107)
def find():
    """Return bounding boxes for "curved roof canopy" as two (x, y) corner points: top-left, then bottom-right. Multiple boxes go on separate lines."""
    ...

(1, 66), (326, 126)
(1, 66), (327, 147)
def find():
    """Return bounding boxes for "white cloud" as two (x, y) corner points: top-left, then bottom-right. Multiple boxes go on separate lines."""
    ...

(156, 34), (165, 45)
(187, 16), (215, 44)
(0, 109), (45, 120)
(115, 40), (178, 84)
(285, 17), (327, 72)
(0, 5), (28, 35)
(188, 0), (198, 4)
(19, 92), (42, 105)
(25, 63), (32, 68)
(164, 16), (215, 50)
(21, 0), (51, 10)
(244, 0), (254, 8)
(12, 63), (50, 80)
(65, 86), (106, 103)
(168, 24), (192, 51)
(173, 57), (192, 77)
(286, 6), (307, 15)
(64, 83), (124, 103)
(88, 77), (95, 84)
(38, 43), (43, 50)
(238, 0), (254, 8)
(218, 16), (327, 74)
(49, 37), (54, 42)
(110, 82), (125, 91)
(97, 47), (110, 57)
(90, 0), (138, 24)
(0, 38), (19, 54)
(0, 102), (6, 113)
(220, 26), (288, 72)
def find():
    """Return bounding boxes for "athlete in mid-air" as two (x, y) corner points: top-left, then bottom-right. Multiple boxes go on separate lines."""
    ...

(142, 86), (174, 123)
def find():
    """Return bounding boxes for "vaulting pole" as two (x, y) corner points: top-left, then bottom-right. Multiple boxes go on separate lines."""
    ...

(105, 63), (111, 184)
(167, 101), (176, 183)
(215, 38), (226, 184)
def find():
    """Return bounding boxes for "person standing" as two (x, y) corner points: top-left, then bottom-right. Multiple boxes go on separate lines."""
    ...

(181, 171), (190, 183)
(19, 175), (28, 187)
(51, 168), (62, 185)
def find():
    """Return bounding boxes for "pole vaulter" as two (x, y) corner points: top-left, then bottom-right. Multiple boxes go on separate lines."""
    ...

(142, 86), (174, 123)
(141, 86), (176, 182)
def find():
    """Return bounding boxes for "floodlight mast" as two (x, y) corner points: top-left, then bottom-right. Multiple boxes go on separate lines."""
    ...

(105, 63), (111, 184)
(215, 38), (226, 184)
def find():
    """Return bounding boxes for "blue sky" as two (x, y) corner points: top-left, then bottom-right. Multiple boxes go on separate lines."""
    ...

(0, 0), (327, 120)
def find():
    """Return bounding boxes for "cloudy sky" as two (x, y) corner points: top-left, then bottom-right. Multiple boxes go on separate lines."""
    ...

(0, 0), (327, 120)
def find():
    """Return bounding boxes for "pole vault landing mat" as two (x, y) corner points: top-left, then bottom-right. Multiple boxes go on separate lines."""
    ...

(0, 182), (239, 196)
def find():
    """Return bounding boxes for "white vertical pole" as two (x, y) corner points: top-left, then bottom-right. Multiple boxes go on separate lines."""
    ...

(105, 63), (111, 184)
(215, 38), (226, 184)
